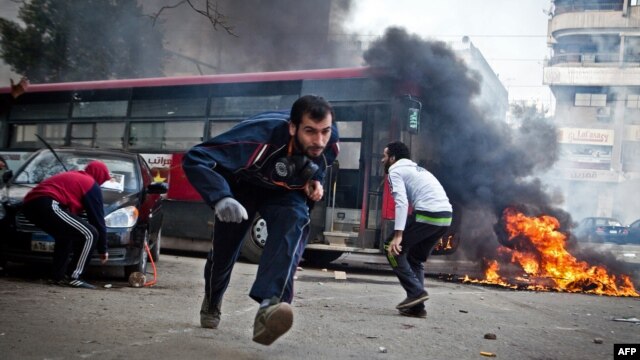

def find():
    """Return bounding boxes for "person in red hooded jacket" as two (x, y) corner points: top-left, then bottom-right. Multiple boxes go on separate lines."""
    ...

(22, 160), (111, 289)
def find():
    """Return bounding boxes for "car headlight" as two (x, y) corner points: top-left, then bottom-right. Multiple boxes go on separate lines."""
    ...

(105, 206), (139, 228)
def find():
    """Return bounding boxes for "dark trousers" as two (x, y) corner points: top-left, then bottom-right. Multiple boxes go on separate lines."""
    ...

(203, 184), (310, 311)
(385, 215), (448, 310)
(22, 197), (97, 281)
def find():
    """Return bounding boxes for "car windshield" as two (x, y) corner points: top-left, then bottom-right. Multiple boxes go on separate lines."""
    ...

(594, 218), (622, 227)
(13, 150), (138, 192)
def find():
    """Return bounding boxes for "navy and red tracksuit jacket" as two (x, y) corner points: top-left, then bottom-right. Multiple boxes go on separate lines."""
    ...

(182, 111), (340, 207)
(23, 161), (111, 254)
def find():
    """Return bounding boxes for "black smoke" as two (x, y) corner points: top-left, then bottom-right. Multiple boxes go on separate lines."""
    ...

(363, 27), (568, 258)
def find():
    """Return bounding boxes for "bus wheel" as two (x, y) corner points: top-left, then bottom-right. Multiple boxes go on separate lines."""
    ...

(302, 249), (343, 267)
(241, 215), (268, 264)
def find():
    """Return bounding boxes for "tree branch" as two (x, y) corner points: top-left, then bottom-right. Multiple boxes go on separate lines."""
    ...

(147, 0), (237, 37)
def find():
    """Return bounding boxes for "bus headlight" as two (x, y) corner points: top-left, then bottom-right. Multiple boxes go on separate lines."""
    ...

(105, 206), (139, 228)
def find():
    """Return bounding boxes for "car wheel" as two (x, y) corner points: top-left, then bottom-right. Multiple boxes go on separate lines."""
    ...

(240, 215), (268, 264)
(124, 230), (149, 279)
(151, 228), (161, 263)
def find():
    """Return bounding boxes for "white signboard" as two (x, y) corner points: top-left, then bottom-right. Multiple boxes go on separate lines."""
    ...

(557, 127), (615, 145)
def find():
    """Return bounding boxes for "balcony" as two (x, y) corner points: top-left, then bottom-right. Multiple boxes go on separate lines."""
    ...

(547, 52), (640, 66)
(554, 2), (624, 16)
(548, 6), (640, 39)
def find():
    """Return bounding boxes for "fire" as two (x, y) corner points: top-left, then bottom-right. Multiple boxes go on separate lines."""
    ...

(433, 235), (454, 252)
(464, 208), (639, 297)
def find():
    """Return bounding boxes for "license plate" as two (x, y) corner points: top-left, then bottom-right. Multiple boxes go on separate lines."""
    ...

(610, 230), (617, 234)
(31, 233), (55, 252)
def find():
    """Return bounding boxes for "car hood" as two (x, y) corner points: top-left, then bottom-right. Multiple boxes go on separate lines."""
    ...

(4, 184), (139, 214)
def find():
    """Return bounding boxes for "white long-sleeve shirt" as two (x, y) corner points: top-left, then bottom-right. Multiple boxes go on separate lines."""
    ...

(388, 158), (452, 230)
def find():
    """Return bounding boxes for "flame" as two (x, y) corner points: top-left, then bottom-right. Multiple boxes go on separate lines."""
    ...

(464, 208), (639, 297)
(433, 235), (454, 252)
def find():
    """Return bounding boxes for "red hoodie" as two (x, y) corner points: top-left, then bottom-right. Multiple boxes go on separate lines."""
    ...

(24, 161), (110, 214)
(24, 161), (110, 254)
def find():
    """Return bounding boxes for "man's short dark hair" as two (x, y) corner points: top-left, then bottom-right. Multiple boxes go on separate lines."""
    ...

(386, 141), (410, 160)
(290, 95), (334, 126)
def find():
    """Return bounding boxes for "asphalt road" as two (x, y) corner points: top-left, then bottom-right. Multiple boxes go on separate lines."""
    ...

(1, 253), (639, 360)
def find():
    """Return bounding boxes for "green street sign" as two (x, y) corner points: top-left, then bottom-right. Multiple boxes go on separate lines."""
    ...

(408, 107), (420, 134)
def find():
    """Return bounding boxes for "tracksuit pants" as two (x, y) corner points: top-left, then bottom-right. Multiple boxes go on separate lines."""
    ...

(203, 183), (310, 312)
(22, 197), (98, 281)
(385, 214), (449, 310)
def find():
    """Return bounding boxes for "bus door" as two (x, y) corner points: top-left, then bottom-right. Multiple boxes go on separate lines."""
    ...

(320, 103), (391, 251)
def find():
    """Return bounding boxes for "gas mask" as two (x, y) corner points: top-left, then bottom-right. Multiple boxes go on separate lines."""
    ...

(273, 155), (319, 183)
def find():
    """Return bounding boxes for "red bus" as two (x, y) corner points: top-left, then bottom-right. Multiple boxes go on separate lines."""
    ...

(0, 67), (458, 265)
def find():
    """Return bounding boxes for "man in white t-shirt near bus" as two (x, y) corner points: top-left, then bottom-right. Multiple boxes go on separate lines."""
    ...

(382, 141), (453, 318)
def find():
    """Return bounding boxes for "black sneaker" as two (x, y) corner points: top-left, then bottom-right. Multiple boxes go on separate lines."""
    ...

(396, 290), (429, 309)
(66, 279), (96, 289)
(399, 308), (427, 318)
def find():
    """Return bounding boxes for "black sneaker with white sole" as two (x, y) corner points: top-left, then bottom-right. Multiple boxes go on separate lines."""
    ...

(66, 279), (97, 289)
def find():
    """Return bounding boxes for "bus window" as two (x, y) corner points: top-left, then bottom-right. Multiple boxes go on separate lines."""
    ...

(72, 100), (128, 118)
(70, 122), (126, 149)
(130, 98), (207, 118)
(9, 103), (69, 120)
(129, 121), (203, 151)
(337, 121), (362, 138)
(41, 123), (66, 146)
(336, 141), (360, 170)
(96, 122), (125, 149)
(210, 95), (298, 118)
(10, 123), (66, 148)
(70, 123), (94, 147)
(209, 121), (237, 138)
(334, 120), (363, 206)
(10, 124), (37, 147)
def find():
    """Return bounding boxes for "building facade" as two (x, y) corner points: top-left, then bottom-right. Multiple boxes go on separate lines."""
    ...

(543, 0), (640, 223)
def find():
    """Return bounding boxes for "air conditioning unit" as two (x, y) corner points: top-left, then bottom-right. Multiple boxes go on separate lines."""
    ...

(596, 107), (611, 117)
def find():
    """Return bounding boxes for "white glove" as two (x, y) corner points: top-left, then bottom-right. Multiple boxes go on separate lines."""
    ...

(214, 197), (248, 223)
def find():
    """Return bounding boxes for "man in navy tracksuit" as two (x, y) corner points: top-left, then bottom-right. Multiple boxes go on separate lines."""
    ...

(22, 160), (111, 289)
(182, 95), (339, 345)
(382, 141), (452, 318)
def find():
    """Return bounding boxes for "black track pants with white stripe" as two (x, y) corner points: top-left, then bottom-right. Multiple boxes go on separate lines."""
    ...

(22, 197), (98, 281)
